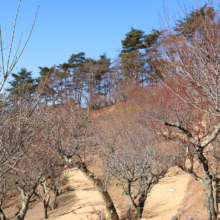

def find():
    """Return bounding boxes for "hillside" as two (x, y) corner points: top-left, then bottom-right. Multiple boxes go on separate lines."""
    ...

(1, 103), (218, 220)
(20, 167), (193, 220)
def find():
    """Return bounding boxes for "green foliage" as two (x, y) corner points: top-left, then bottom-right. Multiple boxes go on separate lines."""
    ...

(119, 28), (146, 85)
(120, 27), (146, 58)
(68, 52), (86, 69)
(3, 4), (216, 107)
(145, 29), (162, 51)
(174, 4), (216, 37)
(144, 29), (163, 83)
(115, 182), (122, 187)
(7, 68), (36, 100)
(121, 190), (126, 196)
(37, 66), (58, 104)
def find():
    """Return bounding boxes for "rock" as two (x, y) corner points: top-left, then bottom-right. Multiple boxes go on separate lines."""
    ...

(185, 218), (193, 220)
(169, 188), (175, 192)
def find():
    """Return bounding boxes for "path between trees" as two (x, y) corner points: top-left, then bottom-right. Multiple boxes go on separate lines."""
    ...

(41, 167), (191, 220)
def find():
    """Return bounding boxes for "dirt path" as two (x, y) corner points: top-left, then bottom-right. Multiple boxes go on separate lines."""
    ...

(142, 168), (191, 220)
(41, 167), (191, 220)
(49, 168), (106, 220)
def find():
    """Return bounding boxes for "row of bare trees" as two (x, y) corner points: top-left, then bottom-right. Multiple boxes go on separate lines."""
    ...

(138, 6), (220, 219)
(0, 97), (66, 220)
(36, 102), (174, 220)
(2, 1), (220, 220)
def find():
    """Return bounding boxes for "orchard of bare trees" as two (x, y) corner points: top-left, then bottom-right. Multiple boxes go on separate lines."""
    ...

(2, 1), (220, 220)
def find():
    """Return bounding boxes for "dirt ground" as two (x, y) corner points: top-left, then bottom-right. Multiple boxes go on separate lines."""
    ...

(5, 165), (217, 220)
(142, 168), (191, 220)
(20, 167), (191, 220)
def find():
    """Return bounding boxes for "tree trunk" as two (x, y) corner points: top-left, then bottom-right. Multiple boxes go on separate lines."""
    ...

(134, 58), (137, 86)
(199, 155), (217, 220)
(16, 197), (30, 220)
(123, 67), (125, 87)
(141, 72), (144, 88)
(43, 199), (48, 219)
(131, 194), (147, 220)
(133, 209), (141, 220)
(77, 165), (119, 220)
(212, 180), (218, 215)
(0, 207), (6, 220)
(16, 182), (39, 220)
(52, 187), (58, 210)
(138, 194), (147, 218)
(55, 151), (120, 220)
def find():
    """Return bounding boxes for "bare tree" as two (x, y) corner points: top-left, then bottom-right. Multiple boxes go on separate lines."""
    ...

(34, 156), (64, 219)
(0, 0), (39, 92)
(0, 96), (44, 178)
(0, 2), (40, 207)
(135, 3), (220, 219)
(104, 147), (171, 220)
(0, 94), (63, 220)
(101, 112), (172, 219)
(42, 104), (119, 220)
(141, 82), (220, 219)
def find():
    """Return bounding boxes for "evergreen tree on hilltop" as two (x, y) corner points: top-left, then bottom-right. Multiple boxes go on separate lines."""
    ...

(174, 3), (216, 37)
(96, 53), (111, 102)
(57, 63), (72, 104)
(68, 52), (86, 69)
(37, 66), (58, 105)
(57, 52), (87, 107)
(7, 68), (36, 100)
(67, 52), (86, 106)
(119, 28), (146, 85)
(82, 58), (98, 105)
(120, 28), (146, 56)
(145, 29), (162, 51)
(144, 29), (164, 83)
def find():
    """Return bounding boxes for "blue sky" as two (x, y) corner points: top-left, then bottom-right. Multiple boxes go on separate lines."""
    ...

(0, 0), (208, 84)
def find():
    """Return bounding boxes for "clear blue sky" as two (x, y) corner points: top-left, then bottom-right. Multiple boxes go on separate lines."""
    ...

(0, 0), (208, 83)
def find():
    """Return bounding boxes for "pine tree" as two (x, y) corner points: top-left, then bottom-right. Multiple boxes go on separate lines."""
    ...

(82, 58), (97, 107)
(37, 66), (58, 105)
(174, 4), (216, 37)
(7, 68), (36, 100)
(68, 52), (86, 107)
(119, 28), (146, 85)
(57, 63), (72, 104)
(68, 52), (86, 69)
(144, 29), (163, 83)
(96, 53), (112, 104)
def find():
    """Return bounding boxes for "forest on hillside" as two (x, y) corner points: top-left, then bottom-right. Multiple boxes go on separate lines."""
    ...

(4, 4), (214, 109)
(1, 2), (220, 220)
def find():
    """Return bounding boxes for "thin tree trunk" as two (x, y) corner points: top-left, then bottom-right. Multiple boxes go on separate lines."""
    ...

(60, 153), (119, 220)
(134, 58), (137, 86)
(137, 194), (147, 219)
(212, 180), (218, 215)
(43, 197), (50, 219)
(198, 154), (217, 220)
(35, 186), (51, 218)
(127, 182), (139, 219)
(127, 185), (146, 220)
(0, 207), (6, 220)
(17, 197), (30, 220)
(123, 67), (125, 86)
(52, 187), (58, 210)
(77, 165), (119, 220)
(16, 182), (39, 220)
(141, 72), (144, 88)
(43, 200), (47, 219)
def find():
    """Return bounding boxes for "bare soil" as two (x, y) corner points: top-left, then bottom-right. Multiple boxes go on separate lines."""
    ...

(8, 167), (194, 220)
